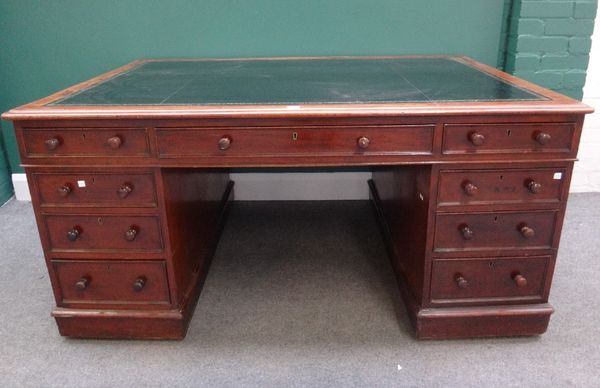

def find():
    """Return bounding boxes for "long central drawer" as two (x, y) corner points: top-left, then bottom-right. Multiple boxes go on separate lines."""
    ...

(156, 125), (435, 157)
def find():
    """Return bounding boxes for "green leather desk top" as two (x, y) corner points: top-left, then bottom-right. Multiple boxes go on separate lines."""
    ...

(50, 57), (545, 106)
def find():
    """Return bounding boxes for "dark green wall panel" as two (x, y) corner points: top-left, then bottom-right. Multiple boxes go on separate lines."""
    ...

(0, 0), (508, 174)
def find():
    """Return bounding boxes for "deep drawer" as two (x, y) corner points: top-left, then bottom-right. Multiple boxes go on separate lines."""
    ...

(43, 214), (163, 252)
(52, 260), (170, 305)
(33, 172), (157, 207)
(442, 123), (574, 154)
(430, 256), (550, 304)
(433, 210), (557, 252)
(437, 167), (567, 206)
(22, 128), (150, 157)
(157, 125), (434, 157)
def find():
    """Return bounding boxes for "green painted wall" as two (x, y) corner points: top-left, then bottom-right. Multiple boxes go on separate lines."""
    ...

(0, 0), (508, 183)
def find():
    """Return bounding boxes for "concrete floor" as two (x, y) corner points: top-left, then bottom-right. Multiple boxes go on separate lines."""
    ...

(1, 194), (599, 387)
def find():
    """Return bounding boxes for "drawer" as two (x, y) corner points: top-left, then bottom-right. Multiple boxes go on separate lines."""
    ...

(430, 256), (550, 304)
(157, 125), (434, 157)
(52, 260), (170, 305)
(43, 214), (163, 252)
(437, 167), (567, 206)
(442, 123), (574, 154)
(433, 210), (557, 252)
(33, 172), (157, 207)
(22, 128), (150, 157)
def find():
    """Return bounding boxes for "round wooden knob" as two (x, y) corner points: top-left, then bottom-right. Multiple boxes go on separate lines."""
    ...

(463, 181), (479, 196)
(357, 136), (370, 149)
(117, 183), (133, 199)
(519, 224), (535, 238)
(45, 137), (61, 150)
(535, 132), (551, 145)
(527, 179), (542, 194)
(107, 136), (122, 149)
(455, 274), (469, 289)
(513, 273), (528, 287)
(57, 184), (72, 197)
(66, 227), (81, 241)
(75, 277), (90, 290)
(218, 136), (232, 150)
(133, 276), (146, 292)
(460, 225), (474, 240)
(469, 132), (485, 146)
(124, 226), (138, 241)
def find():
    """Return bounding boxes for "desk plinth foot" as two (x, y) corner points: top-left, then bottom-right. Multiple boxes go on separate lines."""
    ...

(52, 308), (189, 340)
(412, 304), (553, 339)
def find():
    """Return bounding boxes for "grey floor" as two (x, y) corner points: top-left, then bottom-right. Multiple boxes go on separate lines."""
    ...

(1, 195), (599, 387)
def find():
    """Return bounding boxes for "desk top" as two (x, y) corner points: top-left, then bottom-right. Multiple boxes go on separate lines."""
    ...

(3, 56), (592, 120)
(51, 57), (543, 106)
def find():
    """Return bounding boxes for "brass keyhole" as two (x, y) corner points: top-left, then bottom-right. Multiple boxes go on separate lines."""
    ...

(97, 217), (103, 225)
(292, 132), (298, 141)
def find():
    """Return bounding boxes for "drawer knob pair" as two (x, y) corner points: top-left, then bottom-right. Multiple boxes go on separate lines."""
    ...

(218, 136), (232, 150)
(454, 273), (527, 289)
(74, 276), (147, 291)
(66, 226), (138, 241)
(357, 136), (370, 149)
(117, 183), (134, 199)
(459, 224), (534, 240)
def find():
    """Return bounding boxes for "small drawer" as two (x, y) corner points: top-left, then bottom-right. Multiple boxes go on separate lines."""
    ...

(433, 210), (557, 252)
(442, 123), (574, 154)
(157, 125), (434, 157)
(43, 214), (163, 252)
(33, 172), (157, 207)
(52, 260), (170, 305)
(22, 128), (150, 157)
(430, 256), (550, 304)
(437, 167), (567, 206)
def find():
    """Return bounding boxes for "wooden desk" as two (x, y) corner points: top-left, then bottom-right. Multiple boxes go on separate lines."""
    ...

(2, 56), (593, 340)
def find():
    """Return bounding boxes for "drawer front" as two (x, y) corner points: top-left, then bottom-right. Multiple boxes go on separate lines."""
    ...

(442, 123), (574, 154)
(433, 210), (557, 252)
(157, 125), (434, 157)
(22, 128), (150, 157)
(430, 256), (549, 303)
(33, 172), (157, 207)
(437, 167), (567, 206)
(52, 260), (170, 304)
(44, 215), (163, 252)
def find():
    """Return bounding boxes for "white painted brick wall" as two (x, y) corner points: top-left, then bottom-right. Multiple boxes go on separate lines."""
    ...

(572, 14), (600, 192)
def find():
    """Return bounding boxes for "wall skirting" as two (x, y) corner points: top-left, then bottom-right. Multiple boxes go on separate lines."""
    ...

(12, 173), (30, 201)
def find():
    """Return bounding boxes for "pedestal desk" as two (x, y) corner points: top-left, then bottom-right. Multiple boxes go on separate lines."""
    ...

(2, 56), (593, 339)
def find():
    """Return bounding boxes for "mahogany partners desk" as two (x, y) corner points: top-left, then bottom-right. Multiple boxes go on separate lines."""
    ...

(2, 56), (593, 340)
